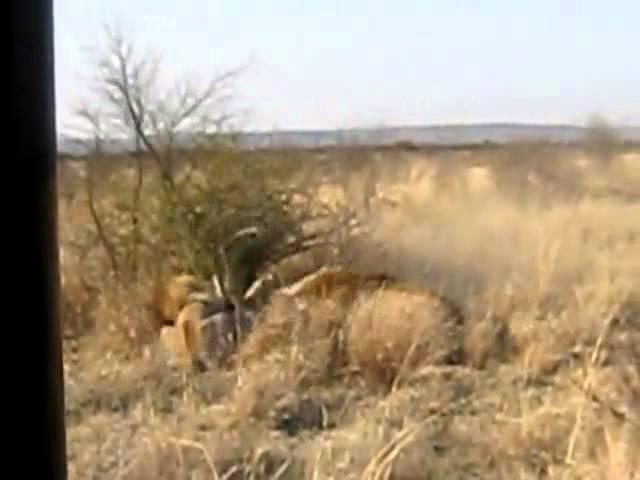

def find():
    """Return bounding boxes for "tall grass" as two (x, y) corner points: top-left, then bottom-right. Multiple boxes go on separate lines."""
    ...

(60, 144), (640, 479)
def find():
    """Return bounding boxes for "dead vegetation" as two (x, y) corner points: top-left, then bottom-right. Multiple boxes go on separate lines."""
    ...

(51, 20), (640, 478)
(53, 25), (640, 480)
(58, 136), (640, 479)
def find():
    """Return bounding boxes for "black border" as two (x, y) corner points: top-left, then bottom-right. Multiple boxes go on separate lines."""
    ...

(13, 0), (68, 477)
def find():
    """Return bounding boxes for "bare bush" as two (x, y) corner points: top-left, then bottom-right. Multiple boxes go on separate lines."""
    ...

(67, 23), (245, 280)
(62, 24), (363, 349)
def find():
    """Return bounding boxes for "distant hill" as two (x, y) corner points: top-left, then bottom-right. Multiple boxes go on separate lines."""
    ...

(57, 123), (640, 156)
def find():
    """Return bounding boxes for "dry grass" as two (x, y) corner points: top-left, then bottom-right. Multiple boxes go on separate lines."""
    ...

(60, 144), (640, 479)
(345, 284), (465, 390)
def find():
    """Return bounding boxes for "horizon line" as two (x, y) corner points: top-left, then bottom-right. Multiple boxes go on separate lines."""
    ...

(242, 121), (640, 135)
(58, 120), (640, 139)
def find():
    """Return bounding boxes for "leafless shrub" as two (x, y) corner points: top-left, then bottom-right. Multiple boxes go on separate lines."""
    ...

(62, 24), (364, 349)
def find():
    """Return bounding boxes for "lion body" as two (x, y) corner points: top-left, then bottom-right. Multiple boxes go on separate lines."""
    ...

(154, 274), (259, 369)
(155, 267), (465, 378)
(150, 274), (201, 330)
(279, 265), (393, 307)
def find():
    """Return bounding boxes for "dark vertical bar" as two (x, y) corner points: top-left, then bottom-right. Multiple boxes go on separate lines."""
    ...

(13, 0), (68, 478)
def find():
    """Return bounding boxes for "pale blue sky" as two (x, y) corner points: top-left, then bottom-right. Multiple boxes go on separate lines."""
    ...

(54, 0), (639, 133)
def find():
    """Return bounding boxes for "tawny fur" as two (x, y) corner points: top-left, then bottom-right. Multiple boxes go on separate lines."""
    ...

(158, 300), (229, 369)
(243, 246), (333, 307)
(174, 301), (255, 368)
(279, 266), (393, 306)
(150, 274), (201, 330)
(156, 267), (465, 377)
(235, 267), (466, 379)
(159, 325), (192, 368)
(153, 273), (259, 369)
(176, 303), (207, 358)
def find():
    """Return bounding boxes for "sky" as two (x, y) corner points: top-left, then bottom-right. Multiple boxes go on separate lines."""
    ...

(54, 0), (640, 134)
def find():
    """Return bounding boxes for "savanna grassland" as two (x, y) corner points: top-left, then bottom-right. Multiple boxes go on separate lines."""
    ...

(58, 141), (640, 479)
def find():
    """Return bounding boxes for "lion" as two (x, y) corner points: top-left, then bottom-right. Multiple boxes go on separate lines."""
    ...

(277, 265), (394, 308)
(154, 274), (258, 370)
(154, 262), (466, 377)
(233, 265), (467, 382)
(149, 274), (205, 330)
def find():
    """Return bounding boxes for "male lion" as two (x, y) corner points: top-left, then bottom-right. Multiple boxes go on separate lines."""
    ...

(153, 274), (258, 370)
